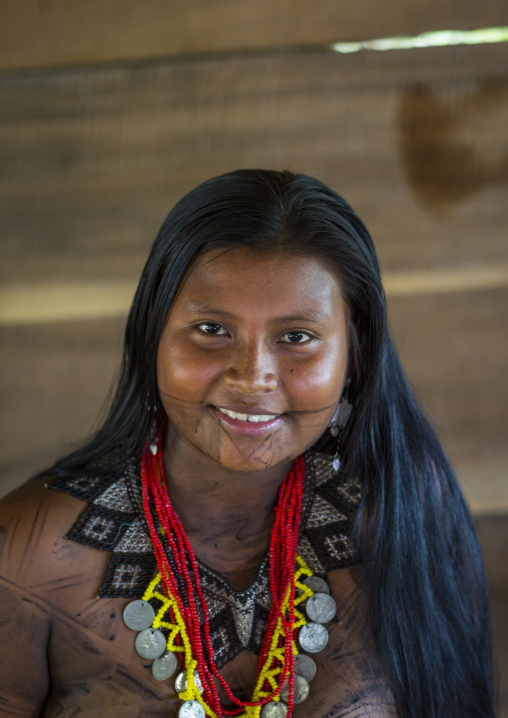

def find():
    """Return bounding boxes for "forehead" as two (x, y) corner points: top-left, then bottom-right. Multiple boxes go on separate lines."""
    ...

(172, 248), (346, 316)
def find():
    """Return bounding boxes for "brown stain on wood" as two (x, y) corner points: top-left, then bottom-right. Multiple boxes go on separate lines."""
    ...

(0, 36), (507, 517)
(1, 43), (508, 287)
(0, 9), (506, 711)
(398, 78), (508, 215)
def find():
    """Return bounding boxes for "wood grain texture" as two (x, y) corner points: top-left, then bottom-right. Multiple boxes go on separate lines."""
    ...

(388, 287), (508, 516)
(1, 286), (507, 515)
(0, 318), (125, 498)
(476, 516), (508, 717)
(3, 265), (508, 324)
(0, 43), (507, 514)
(1, 42), (507, 289)
(0, 0), (507, 72)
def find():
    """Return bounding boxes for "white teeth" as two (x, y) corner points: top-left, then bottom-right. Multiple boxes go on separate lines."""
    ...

(218, 408), (278, 422)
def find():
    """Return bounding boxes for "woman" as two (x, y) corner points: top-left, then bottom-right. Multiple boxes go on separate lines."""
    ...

(0, 170), (494, 718)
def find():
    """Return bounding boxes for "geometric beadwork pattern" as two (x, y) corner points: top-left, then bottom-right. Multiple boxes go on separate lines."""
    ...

(299, 453), (363, 573)
(47, 450), (362, 668)
(101, 554), (157, 598)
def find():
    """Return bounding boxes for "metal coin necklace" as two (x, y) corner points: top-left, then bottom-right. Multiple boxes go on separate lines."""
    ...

(123, 429), (337, 717)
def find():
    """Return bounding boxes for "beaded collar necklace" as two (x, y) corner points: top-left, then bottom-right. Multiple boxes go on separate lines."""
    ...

(122, 434), (337, 718)
(47, 446), (363, 717)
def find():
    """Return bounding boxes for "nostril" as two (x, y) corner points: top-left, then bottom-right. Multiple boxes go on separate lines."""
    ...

(222, 366), (278, 393)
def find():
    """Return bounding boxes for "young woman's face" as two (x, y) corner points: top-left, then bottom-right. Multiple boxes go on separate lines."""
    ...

(157, 248), (350, 472)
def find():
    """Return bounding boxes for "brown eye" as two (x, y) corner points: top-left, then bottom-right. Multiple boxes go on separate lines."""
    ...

(280, 331), (312, 344)
(197, 322), (228, 336)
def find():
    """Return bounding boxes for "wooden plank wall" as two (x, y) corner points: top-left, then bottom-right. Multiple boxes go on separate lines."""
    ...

(0, 0), (507, 71)
(0, 5), (508, 714)
(0, 3), (507, 518)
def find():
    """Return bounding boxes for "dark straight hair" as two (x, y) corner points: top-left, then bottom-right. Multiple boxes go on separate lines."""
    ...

(48, 169), (494, 718)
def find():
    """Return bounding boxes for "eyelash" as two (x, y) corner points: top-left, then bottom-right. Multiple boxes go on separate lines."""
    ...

(196, 322), (228, 336)
(195, 323), (315, 344)
(279, 331), (313, 344)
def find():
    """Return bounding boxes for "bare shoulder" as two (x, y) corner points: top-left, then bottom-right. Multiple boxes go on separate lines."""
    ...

(0, 474), (108, 651)
(0, 477), (108, 717)
(0, 476), (89, 588)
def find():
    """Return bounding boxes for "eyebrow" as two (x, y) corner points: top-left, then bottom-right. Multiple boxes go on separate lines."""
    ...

(183, 302), (330, 323)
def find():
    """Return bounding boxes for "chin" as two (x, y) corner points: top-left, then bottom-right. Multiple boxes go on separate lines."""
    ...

(211, 448), (296, 473)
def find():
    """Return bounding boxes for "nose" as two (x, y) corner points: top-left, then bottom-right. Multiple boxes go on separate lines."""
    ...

(222, 340), (278, 394)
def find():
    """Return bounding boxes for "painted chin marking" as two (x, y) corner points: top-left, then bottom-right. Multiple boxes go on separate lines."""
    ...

(211, 407), (284, 436)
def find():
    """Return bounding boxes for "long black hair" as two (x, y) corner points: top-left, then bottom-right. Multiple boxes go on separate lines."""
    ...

(48, 169), (494, 717)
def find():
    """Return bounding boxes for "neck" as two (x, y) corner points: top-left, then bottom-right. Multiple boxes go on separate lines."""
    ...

(162, 426), (294, 588)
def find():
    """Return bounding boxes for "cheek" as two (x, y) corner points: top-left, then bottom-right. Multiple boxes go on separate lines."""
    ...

(286, 350), (347, 401)
(157, 344), (222, 400)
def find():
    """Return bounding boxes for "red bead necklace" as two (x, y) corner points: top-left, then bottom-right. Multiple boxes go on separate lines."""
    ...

(140, 427), (305, 717)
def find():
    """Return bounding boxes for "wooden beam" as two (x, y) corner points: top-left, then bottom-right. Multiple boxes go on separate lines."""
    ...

(1, 43), (507, 288)
(0, 42), (507, 515)
(2, 264), (508, 324)
(0, 0), (507, 72)
(2, 286), (507, 514)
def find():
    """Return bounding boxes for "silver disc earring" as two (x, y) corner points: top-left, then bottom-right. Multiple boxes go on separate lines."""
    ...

(330, 387), (353, 473)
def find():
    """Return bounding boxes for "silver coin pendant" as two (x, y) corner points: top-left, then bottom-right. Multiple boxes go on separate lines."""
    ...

(175, 670), (204, 695)
(280, 673), (310, 705)
(299, 622), (329, 653)
(261, 700), (288, 717)
(306, 592), (337, 623)
(152, 650), (178, 681)
(178, 700), (205, 718)
(302, 576), (330, 595)
(123, 599), (155, 631)
(294, 653), (317, 682)
(135, 628), (166, 659)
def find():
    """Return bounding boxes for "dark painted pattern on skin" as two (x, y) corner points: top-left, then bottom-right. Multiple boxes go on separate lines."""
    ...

(0, 477), (395, 718)
(160, 388), (341, 472)
(322, 694), (398, 718)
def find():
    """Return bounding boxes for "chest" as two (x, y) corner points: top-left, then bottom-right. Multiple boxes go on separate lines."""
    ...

(44, 558), (376, 718)
(42, 453), (375, 714)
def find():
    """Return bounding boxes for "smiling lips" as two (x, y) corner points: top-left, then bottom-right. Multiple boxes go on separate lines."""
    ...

(210, 405), (286, 437)
(217, 407), (280, 423)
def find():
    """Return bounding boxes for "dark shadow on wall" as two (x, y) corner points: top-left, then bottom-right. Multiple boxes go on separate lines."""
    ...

(398, 78), (508, 216)
(476, 515), (508, 717)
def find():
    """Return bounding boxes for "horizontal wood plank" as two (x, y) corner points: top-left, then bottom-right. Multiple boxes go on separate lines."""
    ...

(0, 318), (125, 497)
(387, 287), (508, 516)
(0, 0), (507, 72)
(1, 287), (508, 516)
(3, 265), (508, 324)
(0, 42), (507, 289)
(1, 43), (507, 516)
(475, 517), (508, 714)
